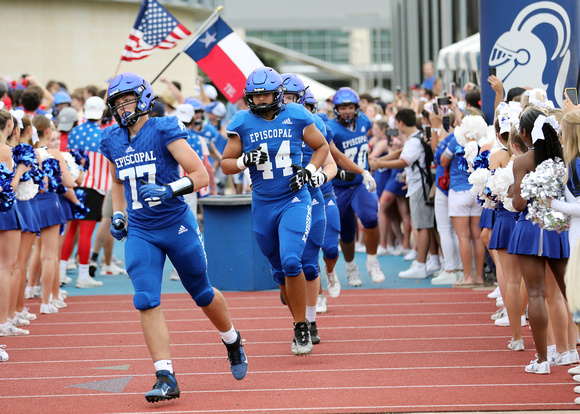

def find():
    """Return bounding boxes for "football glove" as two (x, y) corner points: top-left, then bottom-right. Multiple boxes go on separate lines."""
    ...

(237, 146), (268, 169)
(290, 163), (316, 193)
(309, 171), (328, 188)
(362, 170), (377, 192)
(110, 211), (127, 242)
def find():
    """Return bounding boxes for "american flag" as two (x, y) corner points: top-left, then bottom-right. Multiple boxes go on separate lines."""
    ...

(122, 0), (191, 61)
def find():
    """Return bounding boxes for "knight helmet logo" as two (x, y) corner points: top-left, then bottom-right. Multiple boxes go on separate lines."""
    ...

(489, 2), (571, 107)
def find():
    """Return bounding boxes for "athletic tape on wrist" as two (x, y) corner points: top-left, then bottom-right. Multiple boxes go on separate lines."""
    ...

(167, 176), (194, 197)
(236, 156), (247, 170)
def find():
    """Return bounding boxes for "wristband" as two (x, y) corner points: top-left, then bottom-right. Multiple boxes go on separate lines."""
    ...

(113, 210), (125, 220)
(167, 176), (194, 197)
(305, 163), (317, 176)
(236, 156), (247, 170)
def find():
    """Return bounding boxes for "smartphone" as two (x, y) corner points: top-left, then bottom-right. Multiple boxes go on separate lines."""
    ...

(386, 128), (399, 137)
(566, 87), (578, 105)
(432, 101), (439, 115)
(450, 82), (456, 97)
(489, 67), (497, 77)
(412, 90), (419, 100)
(442, 116), (450, 132)
(437, 96), (451, 106)
(425, 126), (431, 140)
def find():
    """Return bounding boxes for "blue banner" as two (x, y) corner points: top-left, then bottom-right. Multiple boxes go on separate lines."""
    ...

(480, 0), (580, 122)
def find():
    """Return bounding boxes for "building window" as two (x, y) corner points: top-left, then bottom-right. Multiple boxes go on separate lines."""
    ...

(371, 29), (392, 63)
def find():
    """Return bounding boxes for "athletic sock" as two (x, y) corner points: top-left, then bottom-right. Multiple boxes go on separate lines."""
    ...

(154, 359), (173, 373)
(77, 264), (90, 280)
(220, 326), (238, 344)
(306, 306), (317, 323)
(59, 260), (68, 277)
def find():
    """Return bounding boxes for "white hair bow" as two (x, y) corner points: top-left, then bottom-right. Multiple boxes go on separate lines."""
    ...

(31, 126), (39, 145)
(498, 114), (511, 134)
(531, 115), (559, 143)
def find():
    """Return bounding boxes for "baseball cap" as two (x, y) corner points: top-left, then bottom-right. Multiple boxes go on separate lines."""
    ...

(84, 96), (106, 120)
(54, 91), (71, 105)
(195, 84), (218, 100)
(172, 104), (194, 123)
(205, 101), (226, 117)
(58, 107), (79, 131)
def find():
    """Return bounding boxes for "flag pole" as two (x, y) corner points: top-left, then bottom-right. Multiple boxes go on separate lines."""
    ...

(113, 57), (123, 78)
(151, 5), (223, 84)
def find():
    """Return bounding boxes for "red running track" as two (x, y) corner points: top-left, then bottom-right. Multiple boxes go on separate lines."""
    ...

(0, 288), (578, 413)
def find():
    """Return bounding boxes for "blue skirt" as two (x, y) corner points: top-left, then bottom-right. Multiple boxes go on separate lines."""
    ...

(488, 204), (518, 250)
(0, 202), (25, 231)
(34, 192), (67, 229)
(384, 169), (406, 196)
(479, 207), (496, 229)
(374, 169), (391, 195)
(507, 209), (569, 258)
(58, 194), (74, 221)
(16, 199), (40, 233)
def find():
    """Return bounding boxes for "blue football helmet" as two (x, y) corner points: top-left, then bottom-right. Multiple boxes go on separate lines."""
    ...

(332, 87), (360, 119)
(281, 73), (306, 104)
(185, 98), (204, 111)
(244, 67), (284, 117)
(107, 72), (155, 127)
(302, 89), (317, 113)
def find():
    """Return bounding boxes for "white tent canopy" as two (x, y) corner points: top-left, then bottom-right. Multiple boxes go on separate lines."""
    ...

(295, 74), (336, 101)
(437, 33), (480, 84)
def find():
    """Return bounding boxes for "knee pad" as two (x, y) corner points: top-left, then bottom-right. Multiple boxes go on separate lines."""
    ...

(282, 255), (302, 277)
(322, 245), (339, 261)
(193, 287), (215, 308)
(133, 291), (158, 311)
(272, 269), (285, 285)
(303, 265), (319, 281)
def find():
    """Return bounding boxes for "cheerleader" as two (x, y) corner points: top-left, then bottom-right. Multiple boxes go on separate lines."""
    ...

(29, 115), (74, 314)
(509, 107), (570, 374)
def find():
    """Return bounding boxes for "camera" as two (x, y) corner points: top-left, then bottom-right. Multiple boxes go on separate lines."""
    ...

(437, 96), (451, 106)
(386, 128), (399, 137)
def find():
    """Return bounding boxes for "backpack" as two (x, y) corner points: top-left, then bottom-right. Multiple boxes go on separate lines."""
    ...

(410, 132), (435, 206)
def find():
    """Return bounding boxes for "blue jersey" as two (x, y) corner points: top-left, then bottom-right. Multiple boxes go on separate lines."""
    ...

(100, 116), (189, 229)
(327, 113), (372, 188)
(301, 114), (329, 167)
(227, 103), (315, 201)
(319, 118), (335, 196)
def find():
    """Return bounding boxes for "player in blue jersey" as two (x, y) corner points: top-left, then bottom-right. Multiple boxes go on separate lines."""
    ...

(222, 67), (329, 356)
(281, 74), (337, 341)
(100, 73), (247, 403)
(327, 87), (385, 287)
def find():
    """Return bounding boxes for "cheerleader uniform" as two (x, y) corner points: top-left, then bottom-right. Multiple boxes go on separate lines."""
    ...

(0, 160), (27, 231)
(384, 168), (406, 196)
(488, 202), (518, 250)
(507, 205), (569, 258)
(479, 207), (496, 229)
(35, 148), (66, 229)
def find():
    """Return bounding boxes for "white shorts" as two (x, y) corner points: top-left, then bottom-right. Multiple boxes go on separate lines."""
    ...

(448, 189), (483, 217)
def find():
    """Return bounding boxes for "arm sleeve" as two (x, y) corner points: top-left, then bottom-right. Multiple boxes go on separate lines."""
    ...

(550, 188), (580, 217)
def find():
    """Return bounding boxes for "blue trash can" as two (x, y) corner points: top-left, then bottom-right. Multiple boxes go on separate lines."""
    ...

(198, 194), (276, 291)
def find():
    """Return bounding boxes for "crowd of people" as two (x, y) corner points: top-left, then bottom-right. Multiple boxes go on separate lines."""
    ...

(1, 60), (580, 403)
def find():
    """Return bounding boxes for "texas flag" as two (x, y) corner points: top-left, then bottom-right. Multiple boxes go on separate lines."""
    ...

(183, 15), (263, 103)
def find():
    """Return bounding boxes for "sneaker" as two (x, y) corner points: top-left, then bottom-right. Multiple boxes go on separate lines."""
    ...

(496, 297), (504, 308)
(575, 386), (580, 394)
(76, 277), (103, 288)
(89, 259), (98, 277)
(325, 270), (341, 298)
(223, 331), (247, 380)
(391, 246), (408, 256)
(292, 322), (313, 356)
(40, 303), (59, 314)
(377, 245), (394, 256)
(570, 350), (580, 364)
(100, 263), (127, 276)
(32, 286), (41, 298)
(398, 261), (428, 279)
(316, 293), (327, 314)
(24, 287), (34, 300)
(354, 242), (366, 253)
(495, 315), (527, 327)
(491, 307), (506, 321)
(574, 375), (580, 383)
(549, 349), (571, 366)
(60, 273), (72, 285)
(309, 321), (320, 345)
(426, 259), (441, 276)
(403, 249), (418, 261)
(59, 289), (68, 299)
(52, 298), (67, 309)
(170, 268), (180, 281)
(525, 357), (550, 374)
(508, 338), (525, 351)
(367, 259), (385, 283)
(16, 307), (37, 321)
(569, 365), (580, 375)
(345, 262), (362, 287)
(67, 258), (77, 270)
(144, 370), (180, 403)
(0, 345), (8, 362)
(8, 316), (30, 327)
(0, 324), (29, 336)
(487, 286), (501, 299)
(431, 271), (460, 285)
